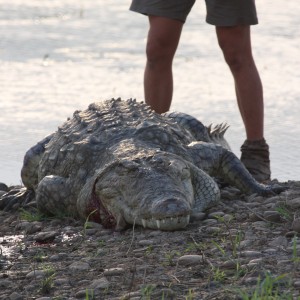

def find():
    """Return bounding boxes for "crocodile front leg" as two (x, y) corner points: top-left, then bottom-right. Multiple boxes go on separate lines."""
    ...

(36, 175), (78, 218)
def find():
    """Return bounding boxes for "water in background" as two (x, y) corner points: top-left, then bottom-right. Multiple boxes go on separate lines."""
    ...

(0, 0), (299, 184)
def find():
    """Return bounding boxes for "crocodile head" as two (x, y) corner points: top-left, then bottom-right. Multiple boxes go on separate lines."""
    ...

(89, 151), (195, 231)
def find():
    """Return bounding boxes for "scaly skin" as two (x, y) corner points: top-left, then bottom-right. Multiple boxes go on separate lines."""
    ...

(15, 98), (284, 231)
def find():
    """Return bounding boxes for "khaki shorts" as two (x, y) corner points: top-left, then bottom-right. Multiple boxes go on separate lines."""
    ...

(130, 0), (258, 26)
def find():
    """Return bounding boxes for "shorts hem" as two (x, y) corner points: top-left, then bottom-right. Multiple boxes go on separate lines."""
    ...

(129, 6), (187, 23)
(206, 17), (258, 27)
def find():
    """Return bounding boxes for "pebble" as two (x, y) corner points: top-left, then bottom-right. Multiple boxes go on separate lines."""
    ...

(34, 231), (58, 243)
(53, 278), (70, 287)
(9, 292), (23, 300)
(201, 219), (218, 225)
(221, 259), (243, 269)
(104, 267), (125, 276)
(178, 255), (203, 267)
(263, 196), (281, 204)
(269, 236), (288, 248)
(285, 231), (298, 238)
(205, 226), (221, 234)
(26, 270), (47, 279)
(292, 218), (300, 233)
(240, 250), (262, 258)
(138, 240), (154, 246)
(243, 277), (259, 285)
(263, 211), (281, 222)
(68, 261), (90, 272)
(248, 258), (263, 264)
(238, 240), (252, 250)
(286, 197), (300, 209)
(263, 248), (278, 254)
(252, 221), (268, 230)
(294, 280), (300, 288)
(89, 278), (110, 289)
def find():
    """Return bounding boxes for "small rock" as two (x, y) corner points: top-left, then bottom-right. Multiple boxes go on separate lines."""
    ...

(263, 196), (281, 204)
(201, 219), (218, 225)
(205, 226), (221, 234)
(263, 211), (281, 222)
(89, 278), (110, 289)
(69, 261), (90, 272)
(0, 279), (13, 288)
(240, 250), (262, 258)
(292, 218), (300, 233)
(277, 259), (290, 267)
(26, 270), (46, 279)
(84, 228), (97, 235)
(104, 267), (125, 276)
(263, 248), (277, 255)
(294, 280), (300, 288)
(53, 278), (70, 287)
(248, 258), (263, 264)
(138, 240), (154, 246)
(243, 277), (259, 285)
(287, 197), (300, 209)
(34, 231), (57, 243)
(178, 255), (203, 267)
(9, 292), (23, 300)
(75, 289), (95, 299)
(248, 213), (263, 222)
(221, 259), (242, 269)
(252, 221), (268, 229)
(285, 231), (298, 238)
(121, 291), (141, 300)
(269, 236), (288, 248)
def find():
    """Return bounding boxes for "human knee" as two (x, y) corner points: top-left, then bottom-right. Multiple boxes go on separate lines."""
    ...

(146, 38), (175, 67)
(220, 44), (247, 73)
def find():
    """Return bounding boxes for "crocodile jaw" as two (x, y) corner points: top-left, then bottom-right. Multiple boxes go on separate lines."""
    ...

(140, 215), (191, 231)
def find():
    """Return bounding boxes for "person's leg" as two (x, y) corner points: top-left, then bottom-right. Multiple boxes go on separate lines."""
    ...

(216, 25), (270, 181)
(216, 25), (263, 141)
(144, 16), (183, 114)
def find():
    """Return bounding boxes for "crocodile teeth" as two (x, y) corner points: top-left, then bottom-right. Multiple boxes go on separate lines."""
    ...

(140, 215), (190, 230)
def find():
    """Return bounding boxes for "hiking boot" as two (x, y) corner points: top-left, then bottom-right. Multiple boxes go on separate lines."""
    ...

(240, 138), (271, 182)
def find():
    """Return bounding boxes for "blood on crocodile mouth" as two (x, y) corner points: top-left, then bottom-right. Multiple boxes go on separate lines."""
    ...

(87, 188), (116, 229)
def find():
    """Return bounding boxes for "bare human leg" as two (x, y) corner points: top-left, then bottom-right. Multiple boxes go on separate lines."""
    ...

(216, 25), (270, 181)
(216, 25), (264, 141)
(144, 16), (183, 114)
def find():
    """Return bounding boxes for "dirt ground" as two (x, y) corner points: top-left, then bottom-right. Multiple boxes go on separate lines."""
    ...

(1, 181), (300, 300)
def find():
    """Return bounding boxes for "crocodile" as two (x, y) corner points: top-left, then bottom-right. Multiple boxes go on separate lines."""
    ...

(6, 98), (284, 230)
